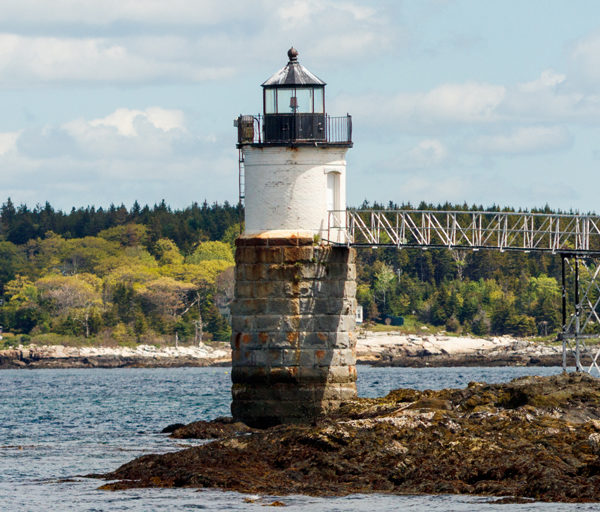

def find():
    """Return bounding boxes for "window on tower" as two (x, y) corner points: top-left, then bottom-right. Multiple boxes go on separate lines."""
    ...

(313, 88), (324, 113)
(295, 89), (312, 113)
(277, 89), (294, 113)
(265, 89), (276, 114)
(271, 88), (321, 114)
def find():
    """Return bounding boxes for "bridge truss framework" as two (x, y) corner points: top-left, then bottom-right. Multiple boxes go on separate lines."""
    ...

(326, 209), (600, 376)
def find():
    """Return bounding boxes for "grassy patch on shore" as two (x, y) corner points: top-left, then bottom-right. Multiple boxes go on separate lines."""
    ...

(0, 331), (191, 350)
(363, 316), (445, 335)
(0, 332), (26, 349)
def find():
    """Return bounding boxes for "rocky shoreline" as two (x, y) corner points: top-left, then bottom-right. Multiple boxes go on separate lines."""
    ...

(0, 343), (231, 369)
(0, 333), (566, 369)
(92, 373), (600, 502)
(356, 332), (566, 367)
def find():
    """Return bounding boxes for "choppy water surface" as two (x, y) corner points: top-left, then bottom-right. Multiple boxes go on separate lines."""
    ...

(1, 365), (595, 511)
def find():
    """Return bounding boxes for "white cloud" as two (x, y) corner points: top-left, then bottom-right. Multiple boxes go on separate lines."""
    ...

(16, 107), (197, 161)
(243, 0), (393, 65)
(66, 108), (193, 159)
(0, 34), (234, 84)
(336, 68), (600, 137)
(406, 139), (448, 167)
(419, 82), (505, 123)
(87, 108), (185, 137)
(0, 0), (393, 85)
(0, 132), (19, 155)
(517, 70), (566, 92)
(335, 82), (505, 133)
(468, 126), (572, 156)
(500, 70), (600, 123)
(569, 31), (600, 88)
(2, 106), (236, 208)
(369, 138), (450, 176)
(276, 0), (379, 37)
(0, 0), (250, 27)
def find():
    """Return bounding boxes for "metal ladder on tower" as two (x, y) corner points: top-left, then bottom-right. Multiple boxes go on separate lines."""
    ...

(238, 149), (246, 235)
(238, 148), (245, 208)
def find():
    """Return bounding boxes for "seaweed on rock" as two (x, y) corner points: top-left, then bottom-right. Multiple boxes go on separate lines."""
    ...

(94, 373), (600, 502)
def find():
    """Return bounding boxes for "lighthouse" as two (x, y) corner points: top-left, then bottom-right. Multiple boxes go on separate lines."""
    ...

(231, 49), (357, 428)
(236, 47), (352, 242)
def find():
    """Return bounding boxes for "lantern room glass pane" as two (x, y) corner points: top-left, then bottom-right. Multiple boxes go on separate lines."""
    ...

(314, 88), (324, 113)
(295, 88), (312, 113)
(277, 88), (295, 113)
(265, 89), (276, 114)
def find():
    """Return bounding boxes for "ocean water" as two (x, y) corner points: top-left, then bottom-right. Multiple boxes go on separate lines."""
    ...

(0, 365), (596, 511)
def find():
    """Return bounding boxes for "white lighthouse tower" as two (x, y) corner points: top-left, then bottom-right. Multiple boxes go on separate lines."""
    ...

(236, 47), (352, 241)
(231, 48), (356, 427)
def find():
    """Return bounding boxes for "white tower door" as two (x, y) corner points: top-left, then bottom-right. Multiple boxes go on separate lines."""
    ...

(327, 172), (339, 211)
(327, 172), (340, 228)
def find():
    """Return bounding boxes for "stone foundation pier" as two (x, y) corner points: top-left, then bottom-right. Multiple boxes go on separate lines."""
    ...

(230, 234), (357, 428)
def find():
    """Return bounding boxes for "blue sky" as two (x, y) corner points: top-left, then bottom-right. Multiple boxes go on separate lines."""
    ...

(2, 0), (600, 212)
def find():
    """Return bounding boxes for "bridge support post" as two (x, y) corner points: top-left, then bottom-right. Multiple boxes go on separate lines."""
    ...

(560, 255), (600, 375)
(561, 254), (567, 371)
(575, 257), (582, 371)
(230, 235), (357, 428)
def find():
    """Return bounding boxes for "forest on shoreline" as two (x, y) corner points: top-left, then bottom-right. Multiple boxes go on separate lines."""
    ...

(0, 198), (574, 347)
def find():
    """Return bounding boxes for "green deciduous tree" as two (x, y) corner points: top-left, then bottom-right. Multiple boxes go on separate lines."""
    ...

(97, 223), (148, 247)
(154, 239), (184, 266)
(36, 273), (103, 337)
(186, 241), (234, 264)
(373, 262), (395, 310)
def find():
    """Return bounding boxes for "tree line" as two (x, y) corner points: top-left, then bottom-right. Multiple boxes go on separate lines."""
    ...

(0, 198), (242, 253)
(0, 198), (580, 343)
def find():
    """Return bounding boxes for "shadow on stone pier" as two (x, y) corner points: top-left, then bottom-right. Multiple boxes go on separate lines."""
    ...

(230, 235), (357, 428)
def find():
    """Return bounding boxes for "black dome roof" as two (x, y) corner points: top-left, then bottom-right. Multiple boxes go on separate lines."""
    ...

(262, 48), (326, 87)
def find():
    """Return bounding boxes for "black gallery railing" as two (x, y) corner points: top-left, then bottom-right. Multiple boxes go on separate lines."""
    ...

(236, 114), (352, 145)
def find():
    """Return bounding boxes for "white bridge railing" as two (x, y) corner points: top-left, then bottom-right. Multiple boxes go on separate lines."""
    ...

(326, 209), (600, 255)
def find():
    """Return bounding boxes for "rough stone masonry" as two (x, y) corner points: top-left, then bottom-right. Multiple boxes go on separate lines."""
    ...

(230, 234), (357, 428)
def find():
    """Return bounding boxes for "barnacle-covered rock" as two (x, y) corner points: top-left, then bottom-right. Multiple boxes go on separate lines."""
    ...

(94, 372), (600, 502)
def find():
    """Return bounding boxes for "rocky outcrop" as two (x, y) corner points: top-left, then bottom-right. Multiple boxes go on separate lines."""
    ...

(166, 417), (256, 439)
(0, 344), (231, 369)
(357, 333), (565, 367)
(95, 372), (600, 502)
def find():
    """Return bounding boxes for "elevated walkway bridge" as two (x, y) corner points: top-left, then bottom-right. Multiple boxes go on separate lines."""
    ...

(325, 209), (600, 376)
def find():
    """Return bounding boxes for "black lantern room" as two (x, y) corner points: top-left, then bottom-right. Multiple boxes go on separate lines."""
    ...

(262, 47), (326, 142)
(236, 48), (352, 147)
